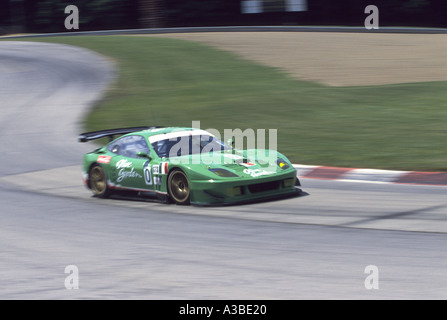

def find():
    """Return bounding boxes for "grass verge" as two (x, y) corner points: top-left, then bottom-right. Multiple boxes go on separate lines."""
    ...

(8, 35), (447, 171)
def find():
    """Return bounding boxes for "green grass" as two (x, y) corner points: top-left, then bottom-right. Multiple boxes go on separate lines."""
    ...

(10, 35), (447, 171)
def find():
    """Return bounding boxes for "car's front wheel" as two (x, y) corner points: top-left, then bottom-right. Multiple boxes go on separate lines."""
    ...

(167, 169), (190, 205)
(89, 164), (110, 198)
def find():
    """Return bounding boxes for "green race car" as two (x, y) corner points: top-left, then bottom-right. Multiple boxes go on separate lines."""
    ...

(79, 126), (301, 206)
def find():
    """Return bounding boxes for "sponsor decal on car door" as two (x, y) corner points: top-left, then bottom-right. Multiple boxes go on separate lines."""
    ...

(110, 157), (148, 190)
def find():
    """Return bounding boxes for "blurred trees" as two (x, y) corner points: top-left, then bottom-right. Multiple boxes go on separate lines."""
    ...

(165, 0), (444, 28)
(139, 0), (165, 28)
(25, 0), (139, 32)
(429, 0), (447, 27)
(0, 0), (445, 33)
(306, 0), (437, 26)
(164, 0), (241, 27)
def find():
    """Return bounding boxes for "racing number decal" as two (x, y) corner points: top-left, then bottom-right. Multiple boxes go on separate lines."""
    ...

(143, 162), (152, 185)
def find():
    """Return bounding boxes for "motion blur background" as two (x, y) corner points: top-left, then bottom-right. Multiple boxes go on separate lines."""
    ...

(1, 0), (447, 300)
(2, 0), (446, 171)
(1, 0), (447, 34)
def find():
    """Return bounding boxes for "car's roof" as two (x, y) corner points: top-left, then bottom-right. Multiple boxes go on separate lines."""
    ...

(140, 127), (196, 137)
(126, 127), (212, 141)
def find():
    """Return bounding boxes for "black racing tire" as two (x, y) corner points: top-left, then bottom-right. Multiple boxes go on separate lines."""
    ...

(89, 164), (110, 198)
(167, 169), (191, 205)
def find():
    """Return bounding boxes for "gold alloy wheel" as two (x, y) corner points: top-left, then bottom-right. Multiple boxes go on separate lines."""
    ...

(168, 170), (190, 205)
(89, 165), (108, 197)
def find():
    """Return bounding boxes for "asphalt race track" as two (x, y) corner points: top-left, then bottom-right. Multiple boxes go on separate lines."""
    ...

(1, 41), (447, 300)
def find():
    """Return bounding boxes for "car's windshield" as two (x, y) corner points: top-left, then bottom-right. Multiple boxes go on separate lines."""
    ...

(151, 134), (231, 158)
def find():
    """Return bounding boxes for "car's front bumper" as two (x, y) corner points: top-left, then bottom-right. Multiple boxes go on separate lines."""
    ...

(189, 169), (300, 206)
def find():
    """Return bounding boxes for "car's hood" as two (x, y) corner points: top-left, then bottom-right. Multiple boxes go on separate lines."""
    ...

(167, 150), (291, 179)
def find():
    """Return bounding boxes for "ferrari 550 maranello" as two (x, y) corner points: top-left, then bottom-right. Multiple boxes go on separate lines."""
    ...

(79, 126), (301, 206)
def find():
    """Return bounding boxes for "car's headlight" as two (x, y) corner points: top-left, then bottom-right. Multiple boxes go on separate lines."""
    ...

(276, 158), (291, 170)
(209, 168), (239, 177)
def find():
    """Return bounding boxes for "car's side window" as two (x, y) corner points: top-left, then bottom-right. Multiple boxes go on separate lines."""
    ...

(107, 137), (124, 155)
(117, 135), (150, 159)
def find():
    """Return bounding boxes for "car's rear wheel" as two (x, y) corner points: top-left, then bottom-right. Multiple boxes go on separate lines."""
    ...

(168, 169), (190, 205)
(89, 164), (110, 198)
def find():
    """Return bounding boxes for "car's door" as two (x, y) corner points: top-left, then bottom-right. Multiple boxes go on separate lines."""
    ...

(107, 135), (154, 191)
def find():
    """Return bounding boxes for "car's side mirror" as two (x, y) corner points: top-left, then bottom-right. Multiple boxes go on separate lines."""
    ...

(111, 145), (120, 154)
(227, 138), (235, 148)
(137, 152), (151, 161)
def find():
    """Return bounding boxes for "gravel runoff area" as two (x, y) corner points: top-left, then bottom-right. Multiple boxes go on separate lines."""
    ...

(146, 32), (447, 87)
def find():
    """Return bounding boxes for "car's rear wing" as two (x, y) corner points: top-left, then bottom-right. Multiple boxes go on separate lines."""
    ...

(78, 126), (163, 143)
